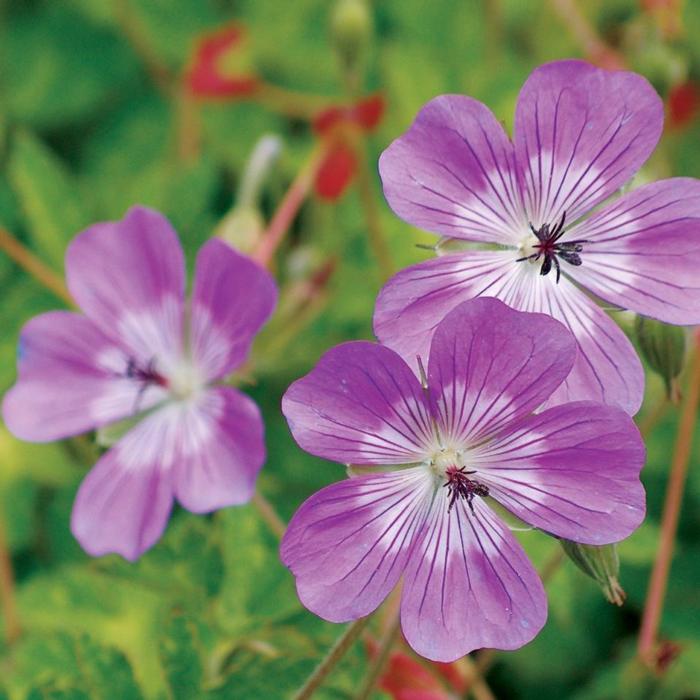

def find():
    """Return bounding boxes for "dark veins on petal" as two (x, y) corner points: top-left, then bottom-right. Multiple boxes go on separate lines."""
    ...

(444, 466), (490, 514)
(516, 211), (589, 283)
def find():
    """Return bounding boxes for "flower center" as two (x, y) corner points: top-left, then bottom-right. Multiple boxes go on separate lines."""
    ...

(515, 211), (588, 283)
(430, 449), (489, 514)
(122, 356), (204, 410)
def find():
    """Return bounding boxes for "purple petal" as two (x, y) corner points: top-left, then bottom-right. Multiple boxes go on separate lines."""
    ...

(564, 178), (700, 324)
(190, 239), (277, 381)
(281, 468), (433, 622)
(66, 206), (186, 369)
(379, 95), (525, 245)
(70, 408), (177, 561)
(374, 252), (644, 414)
(373, 251), (521, 370)
(427, 298), (576, 444)
(2, 311), (167, 442)
(515, 60), (663, 226)
(173, 387), (265, 512)
(475, 402), (645, 544)
(282, 342), (435, 465)
(401, 497), (546, 661)
(533, 277), (644, 415)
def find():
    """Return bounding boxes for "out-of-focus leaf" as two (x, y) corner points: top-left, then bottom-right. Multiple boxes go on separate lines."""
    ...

(159, 610), (204, 700)
(8, 131), (91, 269)
(13, 632), (144, 700)
(5, 5), (139, 128)
(215, 504), (298, 633)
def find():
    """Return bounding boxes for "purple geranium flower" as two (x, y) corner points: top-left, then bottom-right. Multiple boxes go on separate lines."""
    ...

(281, 298), (645, 661)
(375, 59), (700, 415)
(2, 206), (277, 561)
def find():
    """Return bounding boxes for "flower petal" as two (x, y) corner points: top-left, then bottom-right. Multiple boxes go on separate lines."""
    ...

(66, 206), (186, 370)
(530, 277), (644, 415)
(190, 239), (277, 381)
(474, 402), (646, 544)
(314, 142), (358, 200)
(564, 178), (700, 324)
(282, 342), (435, 465)
(374, 252), (644, 414)
(401, 497), (546, 662)
(428, 297), (576, 445)
(2, 311), (167, 442)
(373, 251), (521, 370)
(281, 468), (433, 622)
(70, 408), (178, 561)
(379, 95), (525, 245)
(173, 387), (265, 512)
(514, 60), (663, 226)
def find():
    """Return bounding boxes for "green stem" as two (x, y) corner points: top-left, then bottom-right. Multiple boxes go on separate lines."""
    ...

(354, 613), (400, 700)
(251, 491), (286, 540)
(293, 617), (370, 700)
(0, 226), (73, 306)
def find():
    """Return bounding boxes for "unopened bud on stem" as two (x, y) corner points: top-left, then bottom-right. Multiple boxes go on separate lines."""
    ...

(330, 0), (372, 77)
(560, 540), (626, 606)
(634, 316), (687, 403)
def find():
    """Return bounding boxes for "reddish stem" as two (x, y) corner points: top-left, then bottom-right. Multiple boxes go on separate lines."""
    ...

(252, 143), (326, 269)
(0, 227), (73, 306)
(638, 343), (700, 668)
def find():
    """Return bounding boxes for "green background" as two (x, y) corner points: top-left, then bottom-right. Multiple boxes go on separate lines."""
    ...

(1, 0), (699, 698)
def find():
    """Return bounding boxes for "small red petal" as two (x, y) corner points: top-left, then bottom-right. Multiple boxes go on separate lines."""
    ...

(314, 143), (357, 200)
(353, 93), (386, 131)
(366, 640), (449, 699)
(313, 106), (347, 135)
(668, 81), (700, 128)
(186, 23), (259, 98)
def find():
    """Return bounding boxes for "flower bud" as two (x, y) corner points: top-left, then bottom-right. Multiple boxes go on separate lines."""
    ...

(634, 315), (686, 402)
(330, 0), (372, 74)
(560, 539), (626, 606)
(215, 206), (265, 255)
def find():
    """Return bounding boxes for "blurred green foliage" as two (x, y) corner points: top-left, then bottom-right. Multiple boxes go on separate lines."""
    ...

(1, 0), (700, 698)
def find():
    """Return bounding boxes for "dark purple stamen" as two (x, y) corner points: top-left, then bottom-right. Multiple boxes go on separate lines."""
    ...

(443, 466), (490, 514)
(123, 357), (167, 412)
(515, 211), (588, 283)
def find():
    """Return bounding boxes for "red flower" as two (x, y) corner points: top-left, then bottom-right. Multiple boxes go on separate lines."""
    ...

(313, 93), (386, 200)
(186, 24), (259, 99)
(668, 81), (700, 129)
(367, 642), (450, 700)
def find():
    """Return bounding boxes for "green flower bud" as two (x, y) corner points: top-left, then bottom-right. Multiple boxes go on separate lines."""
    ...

(634, 315), (686, 402)
(215, 206), (265, 255)
(560, 540), (626, 606)
(330, 0), (372, 74)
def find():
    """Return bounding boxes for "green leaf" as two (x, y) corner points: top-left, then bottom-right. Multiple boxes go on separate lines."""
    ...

(8, 130), (91, 269)
(5, 5), (139, 129)
(159, 610), (204, 700)
(13, 632), (144, 700)
(215, 504), (298, 634)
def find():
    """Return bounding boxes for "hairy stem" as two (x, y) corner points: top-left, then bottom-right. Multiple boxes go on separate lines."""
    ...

(354, 612), (400, 700)
(293, 616), (370, 700)
(0, 227), (72, 305)
(250, 491), (286, 540)
(252, 143), (327, 269)
(638, 344), (700, 667)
